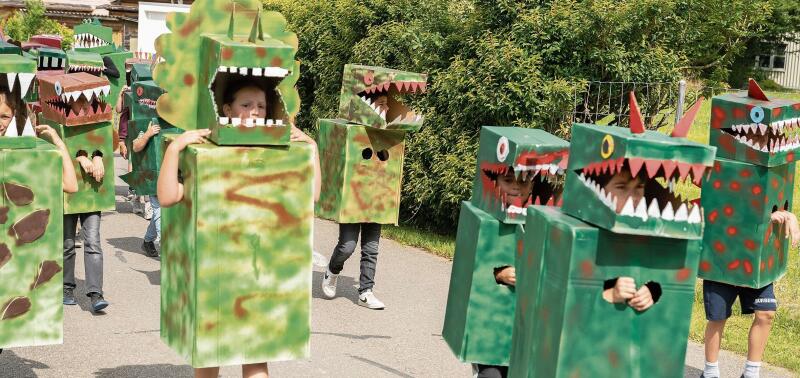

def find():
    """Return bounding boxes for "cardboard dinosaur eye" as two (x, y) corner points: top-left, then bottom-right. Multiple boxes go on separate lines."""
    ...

(136, 86), (144, 97)
(600, 135), (614, 159)
(750, 106), (765, 123)
(363, 71), (374, 85)
(54, 81), (62, 96)
(496, 136), (509, 162)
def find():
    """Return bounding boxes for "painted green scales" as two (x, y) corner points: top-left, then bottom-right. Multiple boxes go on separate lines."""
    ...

(155, 0), (312, 368)
(316, 64), (427, 225)
(0, 53), (64, 349)
(443, 126), (569, 366)
(699, 80), (799, 288)
(509, 94), (716, 377)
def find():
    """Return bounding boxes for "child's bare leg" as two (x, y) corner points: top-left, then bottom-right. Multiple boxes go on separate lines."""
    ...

(242, 363), (269, 378)
(747, 310), (775, 362)
(194, 367), (220, 378)
(704, 319), (726, 362)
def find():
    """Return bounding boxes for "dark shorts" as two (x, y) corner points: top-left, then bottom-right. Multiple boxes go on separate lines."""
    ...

(703, 280), (777, 321)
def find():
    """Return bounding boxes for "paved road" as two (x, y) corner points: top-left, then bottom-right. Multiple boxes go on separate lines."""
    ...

(0, 156), (794, 377)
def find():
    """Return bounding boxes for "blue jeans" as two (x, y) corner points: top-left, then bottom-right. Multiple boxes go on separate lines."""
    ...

(144, 196), (160, 242)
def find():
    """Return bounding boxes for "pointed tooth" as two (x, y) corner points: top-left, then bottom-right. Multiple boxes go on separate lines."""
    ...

(21, 118), (35, 136)
(634, 198), (648, 221)
(102, 85), (110, 96)
(17, 73), (34, 98)
(93, 87), (102, 98)
(379, 109), (386, 121)
(759, 123), (767, 135)
(599, 188), (607, 202)
(82, 89), (94, 101)
(688, 205), (701, 224)
(674, 203), (688, 221)
(661, 202), (675, 221)
(4, 116), (17, 136)
(620, 197), (635, 216)
(6, 73), (16, 90)
(647, 199), (661, 218)
(219, 116), (229, 124)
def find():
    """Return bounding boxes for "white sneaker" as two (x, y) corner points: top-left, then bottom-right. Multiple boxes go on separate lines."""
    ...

(321, 268), (338, 299)
(358, 289), (385, 310)
(143, 199), (153, 220)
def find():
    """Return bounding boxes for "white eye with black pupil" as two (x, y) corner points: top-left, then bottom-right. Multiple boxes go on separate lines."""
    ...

(750, 106), (765, 124)
(54, 81), (62, 96)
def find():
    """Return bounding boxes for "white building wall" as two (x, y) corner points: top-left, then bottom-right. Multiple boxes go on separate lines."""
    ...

(766, 40), (800, 90)
(136, 2), (191, 55)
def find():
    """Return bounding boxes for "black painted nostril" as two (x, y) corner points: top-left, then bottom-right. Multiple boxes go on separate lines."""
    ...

(362, 148), (373, 160)
(377, 149), (389, 161)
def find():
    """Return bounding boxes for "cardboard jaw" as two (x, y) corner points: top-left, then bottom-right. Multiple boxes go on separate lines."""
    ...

(35, 48), (66, 73)
(0, 55), (37, 138)
(562, 123), (716, 239)
(471, 126), (569, 224)
(38, 73), (112, 126)
(338, 64), (427, 130)
(66, 51), (104, 76)
(73, 19), (114, 54)
(710, 93), (800, 166)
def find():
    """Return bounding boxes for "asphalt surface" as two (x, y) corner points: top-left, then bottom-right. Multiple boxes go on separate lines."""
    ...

(0, 156), (793, 377)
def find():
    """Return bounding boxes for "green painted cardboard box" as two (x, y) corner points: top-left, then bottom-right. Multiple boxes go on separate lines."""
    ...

(315, 118), (407, 225)
(442, 201), (517, 366)
(120, 118), (182, 196)
(0, 138), (64, 349)
(509, 206), (701, 377)
(160, 137), (313, 368)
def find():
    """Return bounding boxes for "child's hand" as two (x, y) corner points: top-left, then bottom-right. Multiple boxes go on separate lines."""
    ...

(494, 266), (516, 286)
(628, 285), (654, 311)
(290, 125), (315, 145)
(170, 129), (211, 151)
(76, 156), (94, 175)
(35, 125), (65, 147)
(771, 211), (800, 248)
(91, 156), (105, 181)
(146, 123), (161, 137)
(608, 277), (637, 303)
(119, 141), (128, 159)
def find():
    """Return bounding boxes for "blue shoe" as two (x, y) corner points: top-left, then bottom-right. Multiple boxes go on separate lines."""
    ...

(89, 293), (108, 312)
(63, 288), (77, 305)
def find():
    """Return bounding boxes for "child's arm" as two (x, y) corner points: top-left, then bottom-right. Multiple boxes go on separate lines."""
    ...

(157, 129), (211, 207)
(132, 122), (160, 153)
(290, 125), (321, 202)
(771, 210), (800, 248)
(35, 124), (78, 193)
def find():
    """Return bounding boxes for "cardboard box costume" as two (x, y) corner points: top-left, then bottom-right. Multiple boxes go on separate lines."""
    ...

(154, 0), (312, 367)
(316, 65), (427, 225)
(509, 95), (716, 377)
(37, 72), (115, 214)
(699, 80), (798, 288)
(73, 18), (133, 109)
(442, 126), (568, 366)
(0, 54), (64, 349)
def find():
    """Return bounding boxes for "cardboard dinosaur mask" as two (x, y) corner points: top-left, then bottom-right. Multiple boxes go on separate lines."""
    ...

(130, 80), (164, 120)
(338, 64), (427, 130)
(472, 126), (569, 223)
(38, 73), (112, 126)
(562, 94), (716, 239)
(153, 1), (300, 145)
(66, 50), (104, 76)
(0, 54), (36, 138)
(35, 48), (66, 74)
(710, 79), (800, 167)
(73, 18), (114, 54)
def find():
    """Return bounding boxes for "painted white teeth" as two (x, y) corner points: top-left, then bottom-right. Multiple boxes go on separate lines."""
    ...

(759, 124), (767, 135)
(228, 66), (238, 73)
(6, 73), (16, 91)
(379, 109), (386, 121)
(647, 199), (661, 218)
(231, 117), (241, 126)
(21, 118), (35, 137)
(506, 205), (527, 215)
(17, 73), (34, 98)
(218, 66), (228, 72)
(4, 116), (17, 137)
(263, 67), (289, 77)
(82, 89), (94, 101)
(244, 118), (254, 127)
(266, 119), (274, 126)
(674, 203), (688, 222)
(255, 118), (264, 126)
(276, 120), (283, 126)
(620, 197), (635, 217)
(688, 206), (701, 224)
(219, 117), (229, 124)
(634, 198), (648, 221)
(252, 68), (263, 76)
(661, 202), (675, 221)
(239, 67), (248, 75)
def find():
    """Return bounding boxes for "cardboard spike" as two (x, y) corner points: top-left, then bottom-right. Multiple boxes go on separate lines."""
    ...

(634, 198), (648, 220)
(620, 197), (635, 216)
(687, 205), (701, 224)
(248, 9), (263, 43)
(676, 162), (691, 181)
(661, 202), (675, 221)
(671, 97), (704, 138)
(21, 118), (35, 136)
(647, 198), (661, 218)
(747, 78), (769, 101)
(4, 116), (17, 137)
(628, 91), (645, 134)
(545, 196), (554, 206)
(661, 160), (677, 179)
(628, 158), (644, 178)
(674, 203), (688, 222)
(644, 159), (661, 178)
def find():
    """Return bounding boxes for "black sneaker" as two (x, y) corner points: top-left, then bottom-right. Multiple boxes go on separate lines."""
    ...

(63, 288), (77, 305)
(142, 240), (158, 257)
(89, 293), (108, 312)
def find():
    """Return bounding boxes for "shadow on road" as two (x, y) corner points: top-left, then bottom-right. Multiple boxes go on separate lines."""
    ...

(93, 363), (192, 377)
(0, 349), (50, 376)
(130, 268), (161, 286)
(73, 279), (107, 316)
(312, 331), (391, 340)
(684, 365), (703, 377)
(311, 270), (358, 303)
(348, 354), (413, 378)
(107, 237), (147, 257)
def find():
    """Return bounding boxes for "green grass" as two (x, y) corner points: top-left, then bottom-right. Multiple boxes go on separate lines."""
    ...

(663, 90), (800, 372)
(381, 224), (455, 259)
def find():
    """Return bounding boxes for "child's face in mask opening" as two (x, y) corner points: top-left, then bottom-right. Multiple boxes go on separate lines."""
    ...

(604, 169), (645, 213)
(497, 170), (534, 207)
(222, 86), (267, 121)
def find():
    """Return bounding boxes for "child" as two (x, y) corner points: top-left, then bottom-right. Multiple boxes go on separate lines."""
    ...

(492, 168), (535, 287)
(158, 82), (320, 378)
(132, 120), (161, 257)
(702, 213), (799, 378)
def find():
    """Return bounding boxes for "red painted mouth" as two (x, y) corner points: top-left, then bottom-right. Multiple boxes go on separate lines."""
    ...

(357, 80), (426, 124)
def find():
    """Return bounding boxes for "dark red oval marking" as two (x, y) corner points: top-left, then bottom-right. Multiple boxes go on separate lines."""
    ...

(727, 259), (741, 270)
